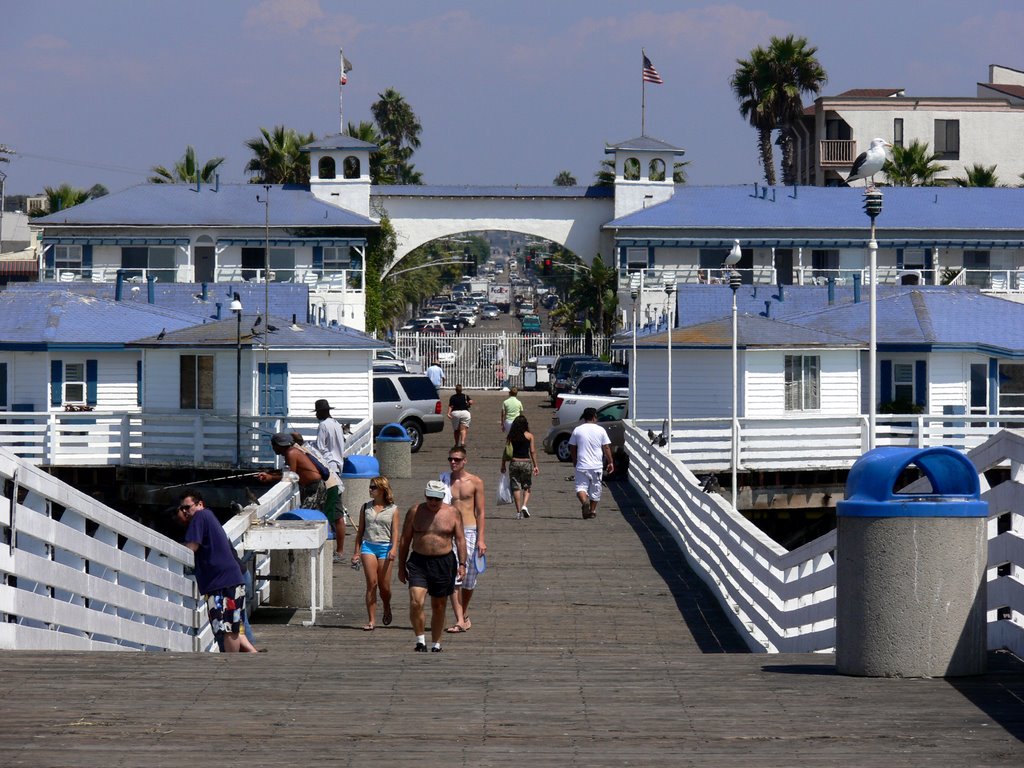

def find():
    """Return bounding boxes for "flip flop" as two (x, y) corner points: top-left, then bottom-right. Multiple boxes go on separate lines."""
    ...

(382, 609), (393, 626)
(362, 624), (374, 631)
(445, 624), (469, 633)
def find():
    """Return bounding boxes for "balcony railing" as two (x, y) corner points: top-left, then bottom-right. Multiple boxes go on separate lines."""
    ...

(819, 139), (857, 167)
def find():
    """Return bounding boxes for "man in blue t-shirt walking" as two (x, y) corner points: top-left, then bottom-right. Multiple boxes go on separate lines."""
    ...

(175, 489), (245, 652)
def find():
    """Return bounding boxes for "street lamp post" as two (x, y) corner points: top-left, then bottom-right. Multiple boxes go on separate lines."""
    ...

(864, 190), (883, 451)
(230, 292), (243, 467)
(729, 269), (742, 508)
(662, 271), (676, 451)
(629, 273), (642, 425)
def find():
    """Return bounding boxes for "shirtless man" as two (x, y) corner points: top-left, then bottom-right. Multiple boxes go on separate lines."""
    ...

(398, 480), (467, 652)
(443, 444), (486, 634)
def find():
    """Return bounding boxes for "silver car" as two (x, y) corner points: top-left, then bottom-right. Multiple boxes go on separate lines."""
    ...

(542, 400), (629, 478)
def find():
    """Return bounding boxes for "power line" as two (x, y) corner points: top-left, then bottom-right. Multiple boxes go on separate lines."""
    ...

(8, 150), (151, 177)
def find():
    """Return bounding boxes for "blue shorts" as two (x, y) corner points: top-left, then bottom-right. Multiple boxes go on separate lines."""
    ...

(360, 540), (392, 559)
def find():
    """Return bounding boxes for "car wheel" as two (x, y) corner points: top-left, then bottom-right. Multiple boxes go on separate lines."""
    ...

(555, 436), (572, 462)
(402, 419), (424, 453)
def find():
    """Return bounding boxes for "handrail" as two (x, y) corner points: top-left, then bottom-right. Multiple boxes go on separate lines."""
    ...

(626, 424), (1024, 656)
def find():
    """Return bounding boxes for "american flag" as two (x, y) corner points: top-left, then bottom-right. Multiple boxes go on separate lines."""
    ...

(642, 53), (663, 85)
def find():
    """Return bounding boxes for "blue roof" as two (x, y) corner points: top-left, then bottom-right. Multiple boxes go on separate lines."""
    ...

(6, 281), (309, 323)
(608, 185), (1024, 236)
(0, 290), (199, 348)
(130, 313), (387, 351)
(617, 287), (1024, 357)
(373, 185), (613, 199)
(302, 133), (377, 152)
(605, 135), (685, 153)
(33, 183), (377, 228)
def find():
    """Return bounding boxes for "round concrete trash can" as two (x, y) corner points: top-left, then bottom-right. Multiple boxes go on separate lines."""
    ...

(375, 422), (413, 478)
(836, 446), (988, 678)
(341, 455), (381, 524)
(268, 509), (333, 609)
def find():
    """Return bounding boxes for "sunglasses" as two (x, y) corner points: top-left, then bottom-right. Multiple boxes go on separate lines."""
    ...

(369, 484), (379, 491)
(178, 503), (194, 512)
(447, 457), (465, 463)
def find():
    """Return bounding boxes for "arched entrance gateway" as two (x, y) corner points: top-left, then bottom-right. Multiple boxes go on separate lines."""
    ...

(303, 134), (684, 276)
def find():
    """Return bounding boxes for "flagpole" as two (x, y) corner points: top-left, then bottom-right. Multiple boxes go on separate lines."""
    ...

(339, 47), (345, 133)
(641, 50), (646, 136)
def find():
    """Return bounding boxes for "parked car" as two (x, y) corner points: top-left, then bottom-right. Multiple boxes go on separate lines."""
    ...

(481, 303), (500, 319)
(372, 347), (408, 371)
(566, 360), (620, 392)
(542, 399), (629, 478)
(478, 342), (502, 366)
(552, 394), (625, 427)
(372, 372), (445, 452)
(574, 371), (629, 396)
(435, 342), (457, 365)
(520, 313), (542, 334)
(548, 353), (599, 403)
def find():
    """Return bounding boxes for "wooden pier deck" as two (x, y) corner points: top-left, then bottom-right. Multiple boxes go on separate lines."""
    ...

(1, 391), (1022, 766)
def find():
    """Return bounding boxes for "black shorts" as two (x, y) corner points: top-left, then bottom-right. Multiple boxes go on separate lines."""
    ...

(405, 551), (458, 597)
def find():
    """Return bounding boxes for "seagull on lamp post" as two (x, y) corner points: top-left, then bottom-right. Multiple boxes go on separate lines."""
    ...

(846, 137), (892, 189)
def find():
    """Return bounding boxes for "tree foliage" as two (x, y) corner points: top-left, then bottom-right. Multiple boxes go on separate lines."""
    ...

(244, 126), (316, 184)
(882, 140), (948, 186)
(547, 253), (619, 336)
(731, 35), (826, 185)
(150, 145), (225, 184)
(955, 163), (1001, 187)
(553, 170), (577, 186)
(34, 183), (91, 216)
(370, 88), (423, 185)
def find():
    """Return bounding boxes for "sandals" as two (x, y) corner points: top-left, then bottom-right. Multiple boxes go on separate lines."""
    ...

(382, 609), (393, 626)
(445, 624), (469, 633)
(362, 624), (374, 631)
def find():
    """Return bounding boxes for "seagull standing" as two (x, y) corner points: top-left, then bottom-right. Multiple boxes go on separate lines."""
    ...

(846, 137), (892, 188)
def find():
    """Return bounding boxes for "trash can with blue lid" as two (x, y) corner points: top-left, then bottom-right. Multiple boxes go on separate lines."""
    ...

(375, 422), (412, 478)
(267, 508), (333, 609)
(341, 454), (381, 523)
(836, 446), (988, 677)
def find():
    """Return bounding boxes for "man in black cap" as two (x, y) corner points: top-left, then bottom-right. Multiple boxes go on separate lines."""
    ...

(312, 398), (347, 560)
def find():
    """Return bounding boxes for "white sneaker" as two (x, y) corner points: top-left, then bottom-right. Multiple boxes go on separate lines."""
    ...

(521, 506), (530, 519)
(515, 511), (523, 520)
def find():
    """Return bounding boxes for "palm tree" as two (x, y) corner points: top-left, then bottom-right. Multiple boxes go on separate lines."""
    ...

(371, 88), (423, 184)
(593, 158), (688, 187)
(731, 36), (826, 186)
(553, 171), (577, 186)
(346, 120), (395, 184)
(955, 163), (1001, 187)
(150, 146), (224, 184)
(244, 126), (316, 184)
(883, 140), (948, 186)
(731, 46), (778, 185)
(37, 183), (90, 216)
(548, 254), (619, 335)
(766, 35), (827, 186)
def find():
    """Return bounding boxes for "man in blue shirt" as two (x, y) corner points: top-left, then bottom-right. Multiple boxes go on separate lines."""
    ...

(426, 359), (446, 390)
(175, 489), (245, 652)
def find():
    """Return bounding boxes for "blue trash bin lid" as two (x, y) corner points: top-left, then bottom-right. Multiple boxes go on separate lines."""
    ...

(377, 422), (412, 442)
(278, 508), (333, 539)
(342, 454), (380, 479)
(837, 446), (987, 518)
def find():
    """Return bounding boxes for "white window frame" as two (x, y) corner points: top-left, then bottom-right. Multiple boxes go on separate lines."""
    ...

(64, 362), (86, 405)
(784, 355), (820, 412)
(54, 244), (83, 273)
(893, 363), (914, 404)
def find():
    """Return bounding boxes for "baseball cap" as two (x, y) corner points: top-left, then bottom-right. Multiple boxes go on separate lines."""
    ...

(424, 480), (447, 499)
(271, 432), (294, 448)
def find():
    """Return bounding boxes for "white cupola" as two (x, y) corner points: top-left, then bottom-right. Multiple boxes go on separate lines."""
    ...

(303, 134), (376, 217)
(605, 135), (684, 219)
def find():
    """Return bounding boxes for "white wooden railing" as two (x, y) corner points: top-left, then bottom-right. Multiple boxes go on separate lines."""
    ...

(626, 425), (1024, 656)
(632, 413), (1023, 473)
(0, 412), (373, 468)
(0, 443), (306, 652)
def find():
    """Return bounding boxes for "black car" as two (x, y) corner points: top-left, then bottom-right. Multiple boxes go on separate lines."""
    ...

(574, 371), (629, 396)
(547, 353), (599, 403)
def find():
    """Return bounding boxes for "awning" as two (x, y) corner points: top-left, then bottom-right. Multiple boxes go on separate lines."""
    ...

(41, 237), (190, 246)
(0, 260), (38, 275)
(616, 237), (1024, 249)
(217, 238), (367, 247)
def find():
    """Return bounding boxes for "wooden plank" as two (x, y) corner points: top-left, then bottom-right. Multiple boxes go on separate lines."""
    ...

(0, 390), (1021, 765)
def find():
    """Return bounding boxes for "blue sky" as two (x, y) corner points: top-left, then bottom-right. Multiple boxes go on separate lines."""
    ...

(2, 1), (1022, 196)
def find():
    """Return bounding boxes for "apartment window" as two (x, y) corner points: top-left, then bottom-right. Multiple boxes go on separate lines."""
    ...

(322, 246), (351, 273)
(893, 118), (904, 148)
(180, 355), (214, 410)
(785, 355), (820, 411)
(935, 119), (960, 160)
(63, 363), (86, 405)
(999, 363), (1024, 417)
(122, 246), (176, 283)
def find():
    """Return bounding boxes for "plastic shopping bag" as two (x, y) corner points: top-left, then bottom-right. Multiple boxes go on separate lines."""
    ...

(496, 472), (513, 506)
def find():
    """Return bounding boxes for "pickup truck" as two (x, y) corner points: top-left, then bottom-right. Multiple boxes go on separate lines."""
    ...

(551, 394), (626, 427)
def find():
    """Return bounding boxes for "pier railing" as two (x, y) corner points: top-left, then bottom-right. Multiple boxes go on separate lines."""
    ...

(0, 443), (305, 652)
(0, 411), (374, 469)
(626, 425), (1024, 656)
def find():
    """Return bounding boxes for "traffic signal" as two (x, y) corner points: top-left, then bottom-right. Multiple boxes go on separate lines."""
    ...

(543, 258), (553, 276)
(525, 253), (533, 269)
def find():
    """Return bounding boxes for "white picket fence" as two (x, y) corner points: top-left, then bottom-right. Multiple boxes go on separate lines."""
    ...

(626, 424), (1024, 656)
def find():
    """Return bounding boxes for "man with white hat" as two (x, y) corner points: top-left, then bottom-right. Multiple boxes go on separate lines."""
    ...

(398, 479), (466, 653)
